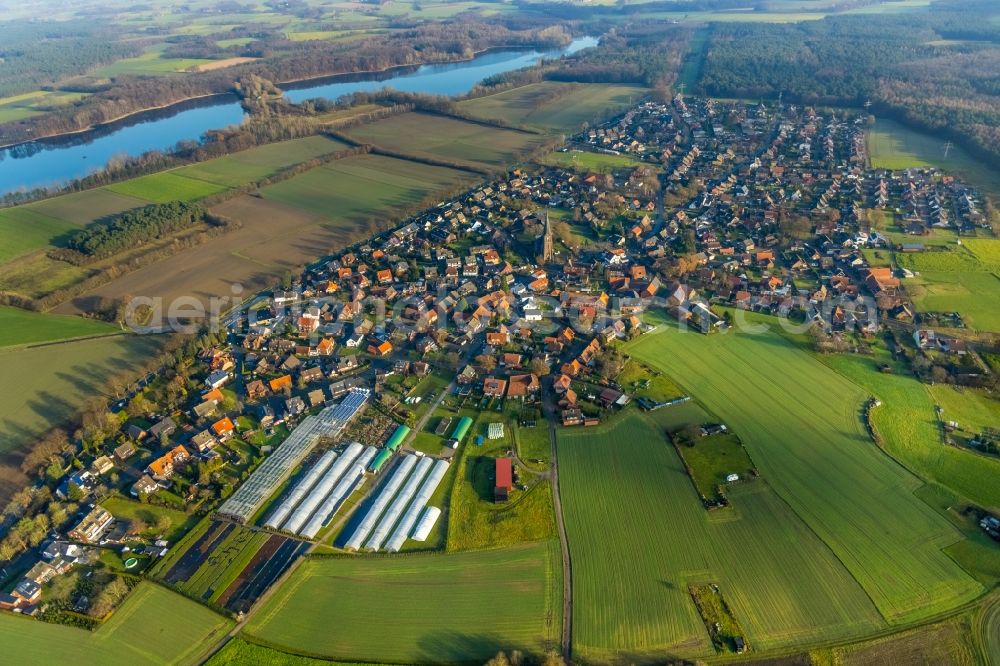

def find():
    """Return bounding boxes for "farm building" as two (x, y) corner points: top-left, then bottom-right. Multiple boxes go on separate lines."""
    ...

(217, 389), (370, 523)
(368, 423), (411, 473)
(495, 458), (513, 503)
(448, 417), (473, 447)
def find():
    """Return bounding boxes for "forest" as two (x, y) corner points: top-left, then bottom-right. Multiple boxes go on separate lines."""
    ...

(698, 0), (1000, 167)
(0, 20), (142, 97)
(62, 201), (205, 260)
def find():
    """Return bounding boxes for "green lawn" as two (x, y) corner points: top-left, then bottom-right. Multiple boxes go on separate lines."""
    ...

(459, 82), (647, 134)
(0, 306), (118, 347)
(261, 154), (474, 223)
(627, 324), (983, 624)
(539, 150), (640, 172)
(558, 412), (885, 662)
(104, 172), (230, 203)
(100, 495), (197, 543)
(244, 541), (562, 663)
(0, 582), (232, 665)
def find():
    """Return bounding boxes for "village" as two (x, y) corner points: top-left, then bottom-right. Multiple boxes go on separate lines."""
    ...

(3, 94), (998, 625)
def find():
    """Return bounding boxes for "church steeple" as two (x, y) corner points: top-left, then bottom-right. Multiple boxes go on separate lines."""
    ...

(539, 211), (554, 264)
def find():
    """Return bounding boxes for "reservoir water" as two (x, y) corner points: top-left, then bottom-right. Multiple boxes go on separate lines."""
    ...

(0, 37), (596, 195)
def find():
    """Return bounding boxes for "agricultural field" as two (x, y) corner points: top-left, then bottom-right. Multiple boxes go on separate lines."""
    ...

(88, 49), (217, 78)
(0, 305), (117, 347)
(458, 82), (648, 134)
(628, 324), (984, 624)
(0, 188), (151, 266)
(866, 118), (1000, 198)
(173, 136), (350, 188)
(244, 541), (562, 663)
(557, 412), (885, 662)
(812, 610), (980, 666)
(208, 639), (380, 666)
(344, 112), (549, 171)
(53, 154), (473, 317)
(0, 582), (232, 665)
(104, 171), (230, 203)
(0, 334), (160, 458)
(261, 153), (475, 222)
(158, 519), (308, 612)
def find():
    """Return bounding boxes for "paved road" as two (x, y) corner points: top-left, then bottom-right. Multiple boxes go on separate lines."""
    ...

(542, 382), (574, 662)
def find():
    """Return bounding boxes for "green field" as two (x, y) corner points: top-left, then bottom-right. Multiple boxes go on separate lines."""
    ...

(105, 171), (231, 203)
(25, 188), (151, 226)
(0, 582), (232, 665)
(819, 350), (1000, 513)
(627, 324), (983, 624)
(539, 149), (640, 172)
(171, 523), (270, 604)
(100, 495), (198, 543)
(558, 412), (885, 662)
(446, 409), (556, 551)
(345, 112), (548, 170)
(90, 50), (215, 77)
(261, 154), (474, 222)
(674, 432), (757, 502)
(208, 639), (380, 666)
(0, 306), (118, 347)
(906, 271), (1000, 332)
(174, 136), (350, 187)
(245, 541), (561, 663)
(458, 82), (648, 134)
(867, 118), (1000, 198)
(0, 207), (81, 263)
(0, 334), (160, 457)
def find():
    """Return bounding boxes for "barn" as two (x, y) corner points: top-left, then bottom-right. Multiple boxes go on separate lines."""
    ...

(495, 457), (513, 503)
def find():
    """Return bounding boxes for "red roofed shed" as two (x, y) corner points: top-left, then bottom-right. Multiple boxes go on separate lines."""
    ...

(495, 458), (513, 503)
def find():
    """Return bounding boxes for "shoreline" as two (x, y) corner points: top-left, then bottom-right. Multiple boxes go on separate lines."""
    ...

(0, 40), (578, 152)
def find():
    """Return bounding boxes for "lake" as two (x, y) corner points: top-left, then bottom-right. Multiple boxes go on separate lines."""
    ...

(0, 37), (596, 195)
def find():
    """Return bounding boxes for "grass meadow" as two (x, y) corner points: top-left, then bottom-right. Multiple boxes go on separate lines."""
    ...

(0, 582), (232, 665)
(244, 541), (561, 663)
(627, 325), (983, 624)
(458, 82), (648, 134)
(539, 150), (640, 172)
(557, 412), (885, 662)
(866, 118), (1000, 197)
